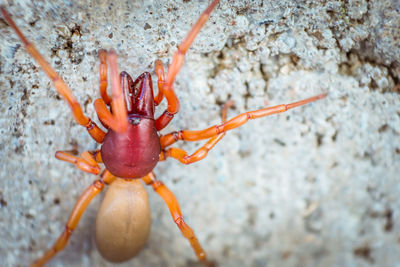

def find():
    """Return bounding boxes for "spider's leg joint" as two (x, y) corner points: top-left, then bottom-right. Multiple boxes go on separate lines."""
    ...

(93, 179), (105, 191)
(85, 118), (95, 130)
(152, 180), (164, 190)
(65, 226), (73, 235)
(173, 131), (183, 141)
(216, 125), (223, 134)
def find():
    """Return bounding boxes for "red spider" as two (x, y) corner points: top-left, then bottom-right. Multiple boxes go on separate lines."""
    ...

(1, 1), (326, 266)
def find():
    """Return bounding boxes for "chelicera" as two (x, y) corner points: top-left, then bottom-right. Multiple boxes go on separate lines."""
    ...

(2, 1), (326, 266)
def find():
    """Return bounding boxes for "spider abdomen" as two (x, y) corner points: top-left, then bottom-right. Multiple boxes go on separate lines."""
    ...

(95, 179), (151, 262)
(101, 118), (160, 178)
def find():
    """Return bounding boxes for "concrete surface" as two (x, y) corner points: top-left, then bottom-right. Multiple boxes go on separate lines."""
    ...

(0, 0), (399, 266)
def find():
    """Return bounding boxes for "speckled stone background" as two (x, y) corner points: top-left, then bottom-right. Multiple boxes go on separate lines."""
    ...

(0, 0), (399, 267)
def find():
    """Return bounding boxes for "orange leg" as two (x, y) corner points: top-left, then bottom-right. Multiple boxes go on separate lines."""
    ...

(154, 60), (174, 131)
(155, 0), (220, 131)
(107, 50), (128, 133)
(93, 98), (110, 129)
(98, 50), (112, 105)
(160, 134), (225, 164)
(160, 93), (327, 147)
(55, 150), (102, 175)
(31, 170), (116, 267)
(94, 98), (117, 130)
(94, 50), (127, 130)
(142, 172), (207, 262)
(160, 101), (233, 164)
(154, 59), (165, 105)
(1, 7), (106, 143)
(92, 50), (128, 133)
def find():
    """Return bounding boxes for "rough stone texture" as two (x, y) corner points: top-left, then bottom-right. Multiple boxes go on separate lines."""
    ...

(0, 0), (399, 267)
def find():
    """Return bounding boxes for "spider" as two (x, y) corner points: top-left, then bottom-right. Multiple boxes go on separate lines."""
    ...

(1, 0), (326, 266)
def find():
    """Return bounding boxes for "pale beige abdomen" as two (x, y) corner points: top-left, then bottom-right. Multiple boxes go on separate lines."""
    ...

(95, 179), (151, 262)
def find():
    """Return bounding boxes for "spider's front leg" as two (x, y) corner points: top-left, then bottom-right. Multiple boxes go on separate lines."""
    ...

(155, 0), (220, 131)
(98, 50), (112, 105)
(0, 7), (108, 142)
(154, 59), (166, 106)
(93, 50), (129, 133)
(31, 171), (116, 267)
(1, 9), (129, 138)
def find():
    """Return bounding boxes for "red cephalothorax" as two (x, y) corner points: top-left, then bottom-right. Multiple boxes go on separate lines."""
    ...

(1, 0), (327, 266)
(101, 72), (161, 178)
